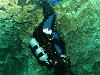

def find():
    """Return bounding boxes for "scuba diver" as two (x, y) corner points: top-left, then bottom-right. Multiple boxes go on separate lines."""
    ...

(29, 1), (73, 75)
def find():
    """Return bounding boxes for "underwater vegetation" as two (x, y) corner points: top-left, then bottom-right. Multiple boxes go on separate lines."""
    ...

(0, 0), (100, 75)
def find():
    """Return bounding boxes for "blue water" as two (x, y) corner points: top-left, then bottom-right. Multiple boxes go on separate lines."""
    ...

(50, 0), (60, 4)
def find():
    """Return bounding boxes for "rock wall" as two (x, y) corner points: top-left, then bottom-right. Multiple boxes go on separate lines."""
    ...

(0, 0), (100, 75)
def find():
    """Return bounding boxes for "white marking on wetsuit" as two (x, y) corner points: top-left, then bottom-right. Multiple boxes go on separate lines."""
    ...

(43, 28), (52, 34)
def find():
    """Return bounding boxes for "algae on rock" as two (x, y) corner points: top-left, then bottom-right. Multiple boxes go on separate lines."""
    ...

(0, 0), (100, 75)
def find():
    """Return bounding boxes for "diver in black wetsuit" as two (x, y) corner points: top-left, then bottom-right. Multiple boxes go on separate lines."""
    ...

(29, 1), (73, 75)
(32, 1), (65, 65)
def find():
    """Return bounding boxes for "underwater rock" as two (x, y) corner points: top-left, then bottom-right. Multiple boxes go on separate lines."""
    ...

(0, 0), (100, 75)
(0, 0), (43, 75)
